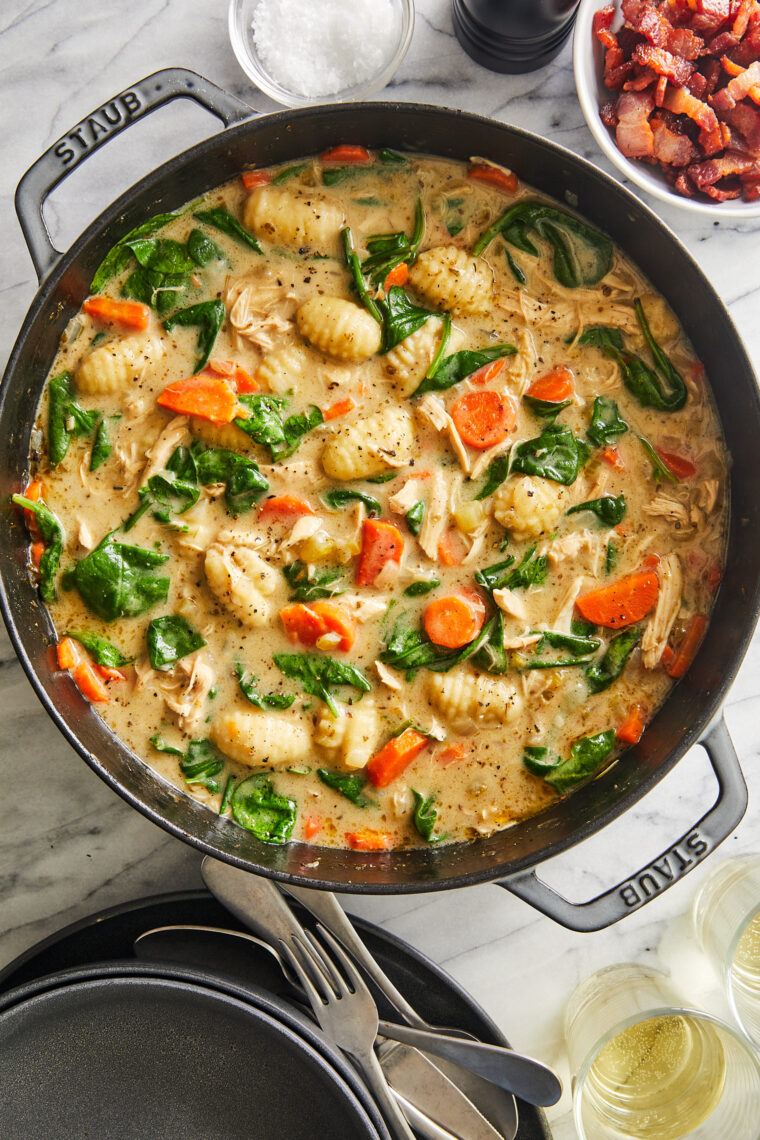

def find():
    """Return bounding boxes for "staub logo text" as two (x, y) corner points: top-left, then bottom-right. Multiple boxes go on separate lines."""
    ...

(619, 830), (710, 909)
(54, 92), (142, 166)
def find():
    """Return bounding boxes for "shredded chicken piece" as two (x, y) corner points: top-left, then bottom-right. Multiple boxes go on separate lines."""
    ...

(696, 480), (719, 514)
(492, 588), (529, 622)
(544, 530), (605, 576)
(391, 786), (413, 818)
(418, 469), (449, 560)
(77, 518), (96, 551)
(400, 563), (440, 587)
(134, 650), (216, 734)
(642, 553), (683, 669)
(143, 416), (191, 483)
(226, 273), (294, 351)
(112, 439), (144, 493)
(502, 327), (537, 394)
(461, 522), (489, 566)
(416, 394), (471, 474)
(174, 497), (218, 555)
(504, 632), (543, 651)
(340, 594), (388, 622)
(388, 477), (426, 515)
(554, 575), (593, 633)
(469, 437), (512, 481)
(375, 660), (403, 690)
(374, 558), (402, 589)
(281, 515), (323, 551)
(643, 494), (691, 528)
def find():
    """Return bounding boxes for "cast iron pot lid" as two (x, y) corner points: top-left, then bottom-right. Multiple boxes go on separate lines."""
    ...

(0, 962), (385, 1140)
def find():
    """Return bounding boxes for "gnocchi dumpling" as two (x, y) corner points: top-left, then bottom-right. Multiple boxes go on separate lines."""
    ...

(315, 702), (380, 769)
(493, 476), (566, 540)
(204, 534), (278, 627)
(384, 319), (443, 396)
(408, 246), (492, 316)
(321, 406), (415, 481)
(243, 186), (344, 255)
(255, 344), (313, 394)
(296, 296), (382, 362)
(211, 710), (310, 767)
(76, 334), (164, 395)
(190, 416), (253, 452)
(427, 670), (522, 726)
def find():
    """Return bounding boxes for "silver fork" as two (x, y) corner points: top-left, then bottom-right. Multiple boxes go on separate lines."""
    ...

(281, 925), (417, 1140)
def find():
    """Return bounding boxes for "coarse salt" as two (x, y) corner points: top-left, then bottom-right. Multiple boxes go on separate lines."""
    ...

(251, 0), (399, 98)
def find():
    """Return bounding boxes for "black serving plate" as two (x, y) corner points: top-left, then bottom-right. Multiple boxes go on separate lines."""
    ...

(0, 890), (552, 1139)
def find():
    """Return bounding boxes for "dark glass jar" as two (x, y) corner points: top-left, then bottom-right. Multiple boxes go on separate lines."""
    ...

(452, 0), (581, 73)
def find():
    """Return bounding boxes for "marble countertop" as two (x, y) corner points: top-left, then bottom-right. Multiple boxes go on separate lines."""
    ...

(2, 2), (760, 1134)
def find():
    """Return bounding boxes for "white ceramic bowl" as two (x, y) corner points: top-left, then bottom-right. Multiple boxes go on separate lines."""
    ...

(228, 0), (415, 109)
(573, 0), (760, 218)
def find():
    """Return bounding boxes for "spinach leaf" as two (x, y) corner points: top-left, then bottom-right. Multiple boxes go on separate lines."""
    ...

(523, 628), (601, 670)
(405, 501), (425, 536)
(411, 790), (447, 843)
(235, 395), (323, 461)
(280, 405), (324, 458)
(505, 248), (526, 285)
(523, 395), (573, 418)
(187, 228), (224, 266)
(65, 630), (132, 667)
(282, 560), (345, 602)
(322, 488), (381, 515)
(342, 227), (383, 323)
(474, 557), (515, 593)
(522, 745), (560, 777)
(545, 730), (616, 794)
(68, 535), (169, 621)
(504, 545), (547, 590)
(576, 325), (624, 351)
(125, 236), (196, 275)
(638, 433), (679, 484)
(361, 198), (424, 287)
(366, 471), (398, 484)
(220, 774), (236, 814)
(510, 423), (590, 485)
(122, 264), (189, 315)
(231, 773), (297, 842)
(193, 207), (262, 253)
(635, 298), (687, 409)
(472, 610), (507, 674)
(150, 733), (184, 756)
(572, 618), (597, 637)
(380, 614), (496, 680)
(377, 287), (437, 353)
(379, 149), (406, 164)
(147, 616), (206, 671)
(194, 446), (269, 514)
(317, 767), (375, 808)
(273, 653), (371, 715)
(90, 419), (111, 470)
(90, 210), (182, 292)
(472, 200), (613, 288)
(568, 494), (626, 526)
(579, 307), (686, 413)
(11, 494), (64, 603)
(273, 163), (309, 183)
(403, 579), (440, 597)
(606, 539), (617, 574)
(236, 664), (296, 710)
(163, 300), (226, 373)
(586, 628), (640, 693)
(414, 343), (516, 396)
(181, 739), (226, 793)
(586, 396), (629, 449)
(323, 167), (367, 186)
(166, 445), (198, 482)
(48, 371), (100, 467)
(474, 455), (509, 500)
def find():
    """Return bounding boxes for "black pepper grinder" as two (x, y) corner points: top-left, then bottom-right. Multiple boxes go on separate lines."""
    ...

(452, 0), (581, 73)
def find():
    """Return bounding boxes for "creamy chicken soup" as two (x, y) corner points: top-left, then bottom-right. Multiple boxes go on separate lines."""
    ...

(17, 148), (727, 851)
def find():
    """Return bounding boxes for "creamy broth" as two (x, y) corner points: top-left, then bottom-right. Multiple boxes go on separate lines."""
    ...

(22, 151), (727, 851)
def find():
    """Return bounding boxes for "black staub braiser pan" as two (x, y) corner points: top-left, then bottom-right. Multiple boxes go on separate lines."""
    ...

(3, 69), (759, 931)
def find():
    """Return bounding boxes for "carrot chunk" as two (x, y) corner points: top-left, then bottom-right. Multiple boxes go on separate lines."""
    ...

(323, 397), (356, 421)
(617, 705), (647, 744)
(366, 727), (430, 788)
(526, 366), (575, 403)
(72, 661), (111, 703)
(656, 449), (698, 480)
(384, 263), (409, 291)
(575, 572), (659, 629)
(706, 562), (722, 592)
(157, 375), (238, 423)
(345, 829), (394, 851)
(96, 665), (127, 684)
(303, 816), (323, 841)
(311, 601), (356, 652)
(57, 637), (84, 671)
(424, 592), (485, 649)
(437, 742), (471, 766)
(356, 519), (404, 587)
(30, 541), (46, 570)
(450, 391), (517, 449)
(321, 145), (372, 164)
(468, 163), (519, 193)
(83, 296), (150, 330)
(23, 480), (44, 538)
(241, 170), (272, 190)
(437, 529), (469, 567)
(601, 445), (624, 469)
(205, 359), (258, 393)
(259, 495), (316, 519)
(280, 604), (328, 647)
(666, 615), (707, 679)
(470, 358), (506, 385)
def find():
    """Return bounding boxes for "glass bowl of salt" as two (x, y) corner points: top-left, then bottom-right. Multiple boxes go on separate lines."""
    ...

(228, 0), (414, 107)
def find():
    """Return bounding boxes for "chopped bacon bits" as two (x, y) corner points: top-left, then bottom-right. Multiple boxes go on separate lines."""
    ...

(593, 0), (760, 202)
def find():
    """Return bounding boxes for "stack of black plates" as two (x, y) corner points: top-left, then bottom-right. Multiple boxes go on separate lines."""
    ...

(0, 891), (552, 1139)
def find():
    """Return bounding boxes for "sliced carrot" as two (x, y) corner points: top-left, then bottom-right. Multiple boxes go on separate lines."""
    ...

(656, 449), (698, 480)
(157, 375), (238, 424)
(356, 519), (404, 587)
(241, 170), (272, 190)
(366, 727), (430, 788)
(468, 163), (519, 193)
(424, 592), (485, 649)
(30, 541), (46, 570)
(450, 390), (517, 450)
(204, 359), (258, 393)
(640, 553), (660, 572)
(575, 572), (659, 629)
(661, 645), (676, 670)
(280, 604), (328, 647)
(310, 601), (356, 652)
(437, 528), (469, 567)
(72, 660), (111, 703)
(321, 145), (372, 164)
(23, 480), (44, 538)
(470, 358), (506, 385)
(303, 816), (323, 841)
(384, 262), (409, 291)
(259, 495), (316, 519)
(617, 705), (647, 745)
(57, 637), (84, 671)
(666, 615), (707, 679)
(437, 742), (471, 767)
(345, 829), (394, 851)
(83, 296), (150, 330)
(323, 397), (355, 421)
(706, 562), (722, 592)
(96, 665), (127, 684)
(526, 366), (575, 403)
(601, 445), (624, 469)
